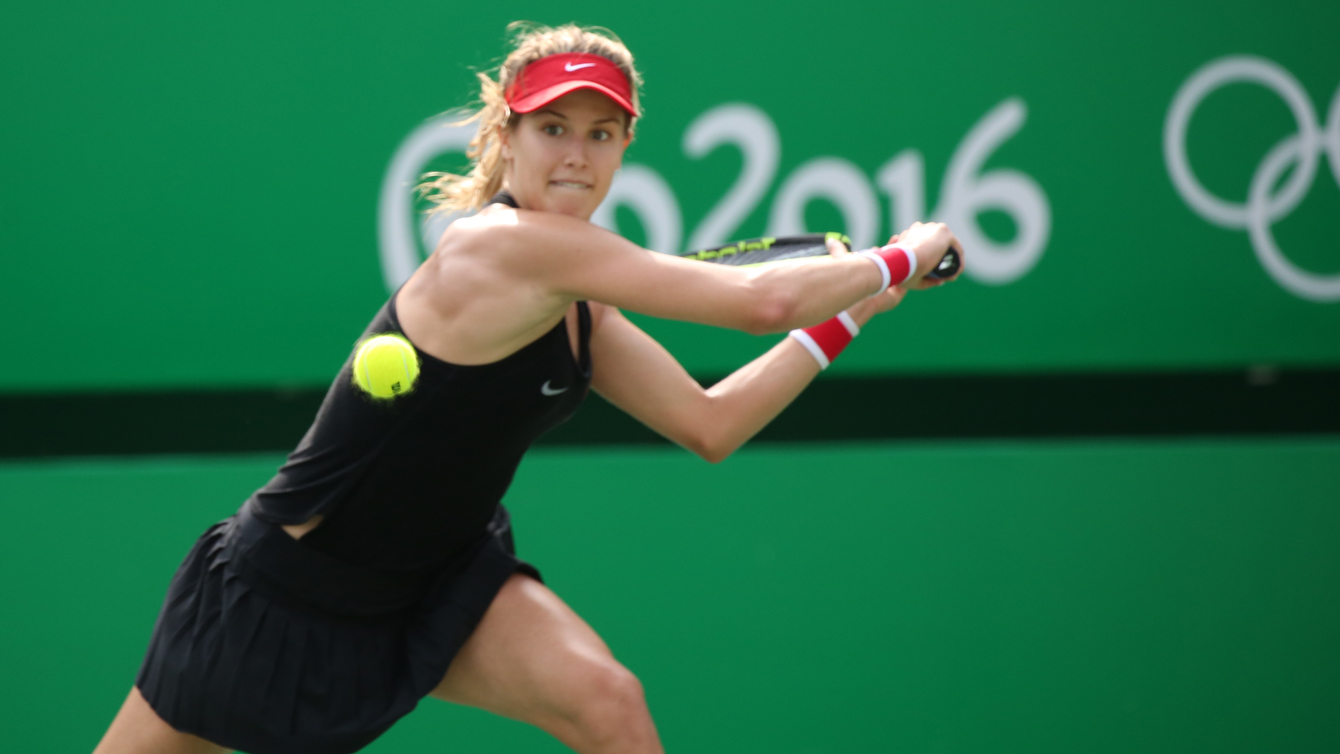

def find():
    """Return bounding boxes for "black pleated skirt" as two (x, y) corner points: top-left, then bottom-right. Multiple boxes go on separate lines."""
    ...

(136, 501), (538, 754)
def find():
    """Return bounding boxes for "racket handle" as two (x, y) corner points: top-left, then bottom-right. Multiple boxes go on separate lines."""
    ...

(925, 248), (961, 280)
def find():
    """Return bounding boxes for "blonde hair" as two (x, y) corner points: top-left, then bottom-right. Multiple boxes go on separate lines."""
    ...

(418, 23), (643, 213)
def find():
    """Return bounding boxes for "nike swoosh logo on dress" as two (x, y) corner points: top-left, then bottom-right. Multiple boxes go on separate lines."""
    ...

(564, 62), (596, 72)
(541, 380), (569, 396)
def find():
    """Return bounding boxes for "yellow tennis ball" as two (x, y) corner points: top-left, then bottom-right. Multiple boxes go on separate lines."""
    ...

(352, 334), (420, 399)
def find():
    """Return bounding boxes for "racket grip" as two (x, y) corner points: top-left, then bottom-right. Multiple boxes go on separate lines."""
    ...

(925, 248), (961, 280)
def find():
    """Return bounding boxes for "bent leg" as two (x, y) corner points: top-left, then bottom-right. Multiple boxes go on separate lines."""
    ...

(432, 573), (663, 754)
(92, 686), (229, 754)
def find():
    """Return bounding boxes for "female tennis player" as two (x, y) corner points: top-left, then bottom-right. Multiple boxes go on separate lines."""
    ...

(94, 23), (963, 754)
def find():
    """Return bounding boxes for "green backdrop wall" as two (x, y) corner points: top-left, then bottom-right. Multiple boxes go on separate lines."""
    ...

(2, 439), (1337, 752)
(2, 0), (1338, 392)
(4, 7), (1335, 751)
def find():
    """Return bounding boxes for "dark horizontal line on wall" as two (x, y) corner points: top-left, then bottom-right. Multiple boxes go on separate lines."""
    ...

(1, 367), (1337, 459)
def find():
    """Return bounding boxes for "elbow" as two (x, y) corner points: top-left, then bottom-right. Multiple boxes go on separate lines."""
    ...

(742, 279), (798, 335)
(682, 428), (734, 464)
(698, 444), (733, 465)
(696, 445), (733, 465)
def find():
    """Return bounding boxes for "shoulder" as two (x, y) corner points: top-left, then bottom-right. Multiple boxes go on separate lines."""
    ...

(439, 207), (631, 284)
(444, 205), (607, 252)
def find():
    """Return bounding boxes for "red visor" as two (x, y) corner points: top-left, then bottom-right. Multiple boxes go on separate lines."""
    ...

(505, 52), (636, 117)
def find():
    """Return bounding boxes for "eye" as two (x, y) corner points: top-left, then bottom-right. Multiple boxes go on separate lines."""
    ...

(543, 124), (564, 136)
(591, 129), (611, 142)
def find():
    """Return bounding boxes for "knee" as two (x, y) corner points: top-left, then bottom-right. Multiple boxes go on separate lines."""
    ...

(564, 660), (650, 745)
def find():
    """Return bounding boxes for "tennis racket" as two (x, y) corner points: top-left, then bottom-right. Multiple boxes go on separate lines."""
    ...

(676, 232), (961, 280)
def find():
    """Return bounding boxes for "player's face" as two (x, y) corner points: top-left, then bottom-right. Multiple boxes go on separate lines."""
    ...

(501, 89), (631, 220)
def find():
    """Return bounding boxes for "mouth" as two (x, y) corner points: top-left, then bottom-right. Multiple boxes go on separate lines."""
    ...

(549, 180), (592, 190)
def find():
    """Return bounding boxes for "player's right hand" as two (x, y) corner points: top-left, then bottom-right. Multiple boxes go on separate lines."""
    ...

(890, 222), (964, 289)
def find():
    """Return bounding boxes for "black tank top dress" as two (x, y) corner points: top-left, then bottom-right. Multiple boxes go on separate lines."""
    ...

(135, 194), (593, 754)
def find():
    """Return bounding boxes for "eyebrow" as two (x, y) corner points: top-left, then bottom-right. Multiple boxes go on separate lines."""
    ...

(534, 108), (622, 126)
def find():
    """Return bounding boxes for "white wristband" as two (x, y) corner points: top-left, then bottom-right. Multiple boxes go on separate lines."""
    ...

(788, 329), (830, 369)
(856, 250), (891, 294)
(787, 310), (861, 371)
(891, 245), (918, 286)
(856, 245), (918, 294)
(836, 310), (860, 337)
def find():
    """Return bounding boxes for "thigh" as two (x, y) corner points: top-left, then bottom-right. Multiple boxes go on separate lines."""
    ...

(431, 573), (643, 728)
(93, 686), (229, 754)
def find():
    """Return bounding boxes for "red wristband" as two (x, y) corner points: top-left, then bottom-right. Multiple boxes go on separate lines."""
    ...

(789, 311), (860, 370)
(856, 244), (917, 292)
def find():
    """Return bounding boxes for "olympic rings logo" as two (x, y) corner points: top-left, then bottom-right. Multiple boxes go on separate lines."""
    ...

(1164, 55), (1340, 302)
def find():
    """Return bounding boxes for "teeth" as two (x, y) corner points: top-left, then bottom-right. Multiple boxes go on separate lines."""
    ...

(552, 181), (589, 189)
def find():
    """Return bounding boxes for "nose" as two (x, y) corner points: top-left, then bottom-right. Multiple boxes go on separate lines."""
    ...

(563, 136), (589, 169)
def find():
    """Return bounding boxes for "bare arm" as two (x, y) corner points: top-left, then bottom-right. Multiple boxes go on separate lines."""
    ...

(585, 230), (945, 462)
(478, 209), (884, 334)
(589, 299), (886, 463)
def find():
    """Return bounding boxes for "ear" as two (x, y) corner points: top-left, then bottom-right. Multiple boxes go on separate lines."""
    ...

(615, 130), (632, 170)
